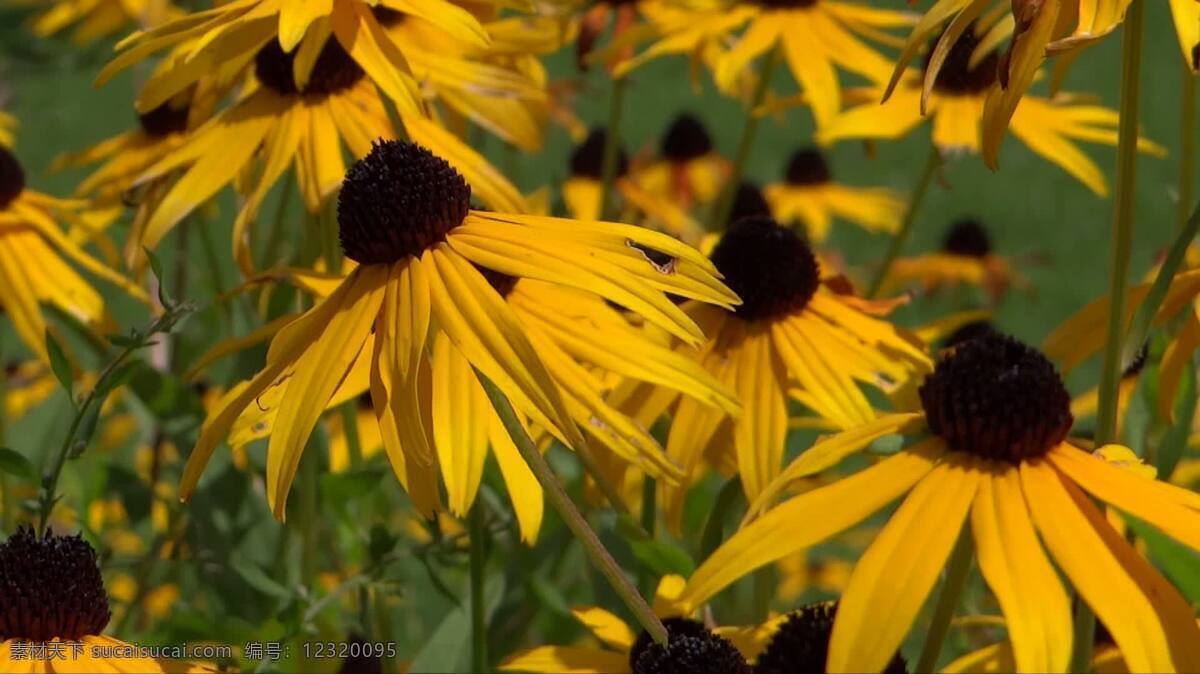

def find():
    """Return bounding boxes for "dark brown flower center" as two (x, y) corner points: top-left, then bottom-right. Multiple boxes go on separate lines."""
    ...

(0, 146), (26, 210)
(710, 217), (820, 321)
(927, 24), (999, 94)
(660, 113), (713, 163)
(756, 602), (908, 674)
(0, 526), (111, 641)
(940, 320), (996, 350)
(137, 101), (190, 137)
(919, 333), (1072, 463)
(629, 618), (749, 674)
(784, 148), (831, 186)
(337, 140), (471, 265)
(941, 218), (991, 257)
(570, 128), (628, 179)
(255, 37), (365, 97)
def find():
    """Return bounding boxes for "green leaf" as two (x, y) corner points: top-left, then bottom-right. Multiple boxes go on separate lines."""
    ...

(1157, 354), (1197, 479)
(528, 574), (573, 617)
(368, 523), (397, 563)
(629, 538), (695, 578)
(0, 448), (37, 483)
(408, 576), (504, 673)
(616, 513), (651, 541)
(145, 247), (174, 309)
(231, 557), (293, 601)
(44, 331), (73, 400)
(1127, 518), (1200, 604)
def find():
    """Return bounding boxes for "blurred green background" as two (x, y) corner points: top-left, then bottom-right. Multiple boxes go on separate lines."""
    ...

(0, 2), (1196, 671)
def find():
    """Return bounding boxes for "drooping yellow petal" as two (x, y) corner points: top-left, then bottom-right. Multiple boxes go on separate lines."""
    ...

(425, 245), (584, 449)
(331, 2), (419, 114)
(571, 607), (636, 651)
(971, 467), (1072, 673)
(379, 0), (489, 47)
(780, 12), (841, 129)
(981, 0), (1060, 169)
(1169, 0), (1200, 70)
(1022, 460), (1200, 673)
(431, 334), (490, 516)
(1048, 444), (1200, 552)
(715, 16), (779, 96)
(730, 326), (789, 503)
(266, 265), (387, 519)
(678, 444), (942, 611)
(745, 412), (926, 521)
(1157, 311), (1200, 421)
(772, 314), (875, 429)
(828, 455), (980, 674)
(488, 410), (543, 544)
(942, 642), (1018, 673)
(277, 0), (330, 51)
(0, 236), (50, 363)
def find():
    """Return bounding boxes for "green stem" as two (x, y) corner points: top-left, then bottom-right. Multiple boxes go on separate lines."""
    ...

(599, 76), (630, 222)
(637, 476), (657, 598)
(700, 476), (743, 560)
(1071, 598), (1098, 674)
(1123, 200), (1200, 366)
(299, 440), (320, 581)
(469, 502), (489, 673)
(1095, 0), (1145, 449)
(708, 46), (779, 230)
(340, 402), (364, 466)
(1180, 60), (1195, 234)
(475, 370), (667, 644)
(37, 345), (137, 534)
(915, 528), (973, 673)
(867, 146), (942, 298)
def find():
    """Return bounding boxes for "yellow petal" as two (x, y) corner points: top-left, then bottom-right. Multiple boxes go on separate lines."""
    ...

(278, 0), (330, 51)
(431, 334), (490, 516)
(266, 265), (387, 519)
(731, 326), (789, 504)
(971, 468), (1072, 673)
(678, 443), (942, 610)
(1021, 459), (1200, 673)
(571, 606), (636, 651)
(828, 455), (979, 674)
(488, 410), (543, 544)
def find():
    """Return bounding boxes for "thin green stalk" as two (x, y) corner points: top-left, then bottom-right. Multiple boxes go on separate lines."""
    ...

(700, 476), (743, 560)
(915, 529), (973, 673)
(469, 502), (489, 673)
(1086, 3), (1145, 668)
(599, 76), (630, 221)
(475, 369), (668, 644)
(1123, 200), (1200, 365)
(1180, 61), (1195, 234)
(867, 146), (942, 298)
(37, 344), (137, 534)
(340, 402), (364, 465)
(1095, 0), (1146, 450)
(299, 442), (320, 581)
(637, 476), (657, 598)
(261, 172), (296, 269)
(708, 46), (779, 230)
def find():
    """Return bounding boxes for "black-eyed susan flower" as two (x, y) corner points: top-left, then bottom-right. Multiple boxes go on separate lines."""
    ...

(764, 148), (904, 243)
(0, 527), (214, 672)
(681, 332), (1200, 673)
(888, 0), (1133, 164)
(616, 216), (929, 526)
(754, 602), (907, 674)
(633, 113), (729, 210)
(181, 140), (738, 522)
(12, 0), (176, 44)
(819, 24), (1163, 196)
(216, 267), (739, 539)
(0, 146), (147, 364)
(499, 576), (757, 674)
(616, 0), (913, 128)
(97, 0), (528, 268)
(564, 128), (700, 241)
(879, 218), (1027, 302)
